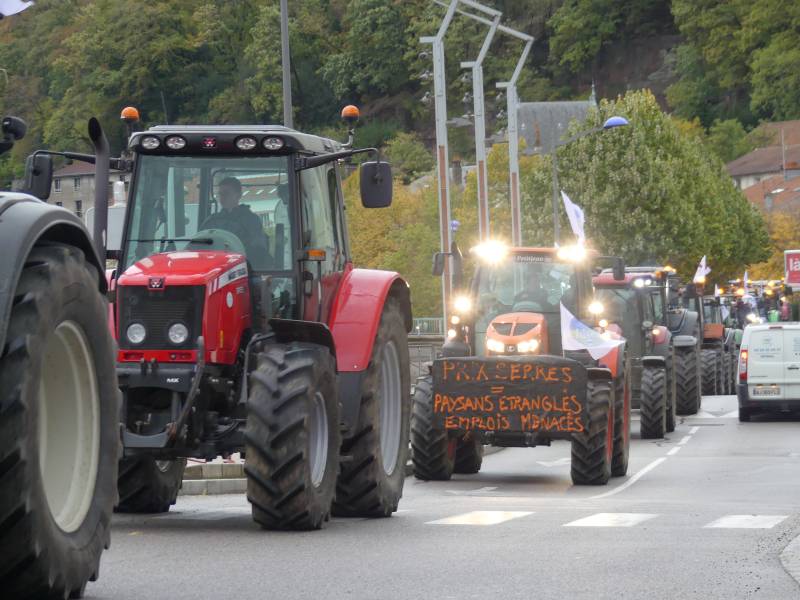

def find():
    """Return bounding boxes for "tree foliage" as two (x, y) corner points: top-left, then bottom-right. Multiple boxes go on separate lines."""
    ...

(749, 212), (800, 280)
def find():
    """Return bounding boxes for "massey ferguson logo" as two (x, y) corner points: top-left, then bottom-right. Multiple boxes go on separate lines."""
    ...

(148, 277), (165, 290)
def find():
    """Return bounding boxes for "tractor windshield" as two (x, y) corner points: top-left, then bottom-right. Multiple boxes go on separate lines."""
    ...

(596, 287), (640, 341)
(123, 154), (292, 272)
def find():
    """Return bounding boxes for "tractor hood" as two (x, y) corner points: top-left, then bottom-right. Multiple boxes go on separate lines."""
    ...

(119, 251), (247, 287)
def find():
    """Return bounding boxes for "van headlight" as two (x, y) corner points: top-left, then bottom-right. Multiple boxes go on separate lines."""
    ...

(486, 338), (505, 353)
(517, 339), (540, 353)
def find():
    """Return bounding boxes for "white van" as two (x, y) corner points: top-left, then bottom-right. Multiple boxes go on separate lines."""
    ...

(737, 323), (800, 421)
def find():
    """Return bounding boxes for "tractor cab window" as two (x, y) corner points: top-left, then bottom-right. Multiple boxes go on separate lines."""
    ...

(596, 287), (640, 342)
(124, 155), (292, 273)
(650, 288), (665, 324)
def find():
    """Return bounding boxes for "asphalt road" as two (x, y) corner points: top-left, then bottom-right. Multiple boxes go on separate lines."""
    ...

(91, 395), (800, 600)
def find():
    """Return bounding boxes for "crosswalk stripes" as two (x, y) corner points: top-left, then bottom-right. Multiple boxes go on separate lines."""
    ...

(425, 511), (533, 526)
(563, 513), (657, 527)
(703, 515), (788, 529)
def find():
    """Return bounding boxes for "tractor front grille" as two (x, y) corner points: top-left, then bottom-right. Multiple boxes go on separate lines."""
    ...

(118, 285), (205, 350)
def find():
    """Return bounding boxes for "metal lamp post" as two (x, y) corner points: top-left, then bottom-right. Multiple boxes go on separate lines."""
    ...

(550, 115), (629, 244)
(420, 0), (459, 322)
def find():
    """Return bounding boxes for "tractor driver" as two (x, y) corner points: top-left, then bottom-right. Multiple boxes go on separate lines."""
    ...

(201, 177), (270, 266)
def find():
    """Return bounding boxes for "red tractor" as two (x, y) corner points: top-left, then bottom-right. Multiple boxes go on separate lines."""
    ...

(103, 108), (412, 529)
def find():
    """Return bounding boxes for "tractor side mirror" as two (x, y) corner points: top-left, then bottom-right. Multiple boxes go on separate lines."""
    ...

(360, 161), (392, 208)
(432, 252), (446, 276)
(612, 257), (625, 281)
(23, 153), (53, 200)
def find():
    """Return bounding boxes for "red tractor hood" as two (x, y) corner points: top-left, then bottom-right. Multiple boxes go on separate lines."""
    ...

(119, 251), (246, 286)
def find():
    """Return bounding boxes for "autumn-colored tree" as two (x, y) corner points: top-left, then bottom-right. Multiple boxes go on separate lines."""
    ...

(749, 212), (800, 280)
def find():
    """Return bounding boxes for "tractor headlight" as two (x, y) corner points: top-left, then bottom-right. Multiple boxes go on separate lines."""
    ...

(168, 322), (189, 345)
(263, 136), (285, 151)
(486, 338), (505, 353)
(517, 339), (540, 353)
(453, 295), (473, 314)
(165, 135), (187, 150)
(140, 136), (161, 150)
(235, 136), (258, 151)
(126, 323), (146, 345)
(588, 300), (605, 315)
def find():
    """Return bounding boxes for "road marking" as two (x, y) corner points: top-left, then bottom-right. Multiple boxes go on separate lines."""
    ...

(426, 511), (533, 526)
(667, 446), (682, 456)
(678, 435), (692, 445)
(445, 486), (499, 496)
(537, 458), (571, 467)
(720, 410), (740, 418)
(704, 515), (788, 529)
(590, 457), (667, 499)
(564, 513), (657, 528)
(689, 426), (700, 434)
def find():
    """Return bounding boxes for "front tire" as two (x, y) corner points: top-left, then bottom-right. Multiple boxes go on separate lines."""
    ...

(454, 436), (484, 474)
(701, 349), (718, 396)
(116, 457), (186, 514)
(245, 343), (340, 530)
(665, 351), (677, 433)
(675, 348), (701, 415)
(571, 379), (613, 486)
(0, 243), (119, 599)
(640, 366), (667, 439)
(611, 361), (630, 477)
(333, 298), (411, 517)
(411, 375), (456, 480)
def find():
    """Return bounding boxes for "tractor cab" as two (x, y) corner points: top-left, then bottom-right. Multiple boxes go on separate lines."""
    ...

(445, 244), (602, 357)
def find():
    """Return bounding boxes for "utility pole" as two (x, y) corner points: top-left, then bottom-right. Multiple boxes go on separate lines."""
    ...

(421, 0), (459, 323)
(459, 4), (501, 241)
(280, 0), (293, 128)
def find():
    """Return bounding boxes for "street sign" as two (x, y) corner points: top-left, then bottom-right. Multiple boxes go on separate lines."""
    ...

(785, 249), (800, 286)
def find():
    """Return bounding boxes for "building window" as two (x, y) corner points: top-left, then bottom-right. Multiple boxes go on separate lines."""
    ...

(54, 179), (61, 193)
(73, 177), (81, 191)
(75, 200), (82, 218)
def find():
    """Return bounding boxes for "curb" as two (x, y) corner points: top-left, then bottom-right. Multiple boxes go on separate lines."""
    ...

(780, 532), (800, 588)
(179, 446), (506, 496)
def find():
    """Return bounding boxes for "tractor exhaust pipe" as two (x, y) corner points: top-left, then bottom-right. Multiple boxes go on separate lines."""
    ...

(88, 117), (110, 261)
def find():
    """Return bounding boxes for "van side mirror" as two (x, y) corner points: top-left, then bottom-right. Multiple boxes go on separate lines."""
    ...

(360, 161), (392, 208)
(23, 153), (53, 200)
(432, 252), (446, 276)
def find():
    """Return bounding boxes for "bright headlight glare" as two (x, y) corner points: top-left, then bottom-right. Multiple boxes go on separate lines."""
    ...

(168, 322), (189, 345)
(471, 240), (508, 264)
(517, 339), (539, 353)
(453, 295), (472, 314)
(447, 328), (458, 339)
(556, 244), (587, 262)
(652, 327), (660, 336)
(126, 322), (146, 345)
(486, 338), (504, 353)
(140, 136), (160, 150)
(599, 318), (609, 328)
(634, 278), (645, 288)
(588, 300), (604, 315)
(450, 315), (461, 325)
(165, 135), (186, 150)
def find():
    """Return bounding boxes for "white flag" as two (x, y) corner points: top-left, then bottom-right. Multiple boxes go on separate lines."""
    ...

(743, 270), (749, 290)
(0, 0), (34, 16)
(694, 255), (711, 282)
(560, 191), (585, 246)
(560, 303), (625, 361)
(714, 284), (720, 297)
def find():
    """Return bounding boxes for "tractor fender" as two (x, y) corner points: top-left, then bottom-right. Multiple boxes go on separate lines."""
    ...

(586, 367), (613, 382)
(328, 267), (412, 373)
(642, 355), (666, 368)
(269, 318), (336, 363)
(0, 194), (104, 352)
(673, 335), (697, 349)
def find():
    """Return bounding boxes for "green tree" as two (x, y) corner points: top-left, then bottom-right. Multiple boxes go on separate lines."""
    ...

(385, 131), (433, 184)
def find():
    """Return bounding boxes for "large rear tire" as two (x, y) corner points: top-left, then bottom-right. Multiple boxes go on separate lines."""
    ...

(454, 435), (484, 474)
(571, 379), (613, 486)
(675, 348), (700, 415)
(701, 349), (717, 396)
(0, 243), (119, 599)
(116, 457), (186, 514)
(333, 298), (410, 518)
(611, 362), (630, 477)
(639, 366), (667, 439)
(245, 343), (340, 530)
(411, 375), (456, 480)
